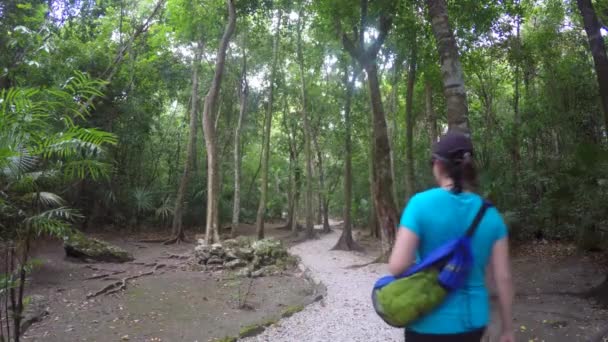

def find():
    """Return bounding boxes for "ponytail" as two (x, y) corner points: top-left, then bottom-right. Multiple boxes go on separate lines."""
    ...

(444, 152), (478, 194)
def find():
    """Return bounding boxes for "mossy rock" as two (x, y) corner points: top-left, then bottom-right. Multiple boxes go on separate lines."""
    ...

(239, 323), (267, 338)
(281, 304), (304, 318)
(63, 232), (134, 263)
(212, 337), (237, 342)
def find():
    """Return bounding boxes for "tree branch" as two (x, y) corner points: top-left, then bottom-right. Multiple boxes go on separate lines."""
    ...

(342, 34), (362, 62)
(366, 14), (393, 60)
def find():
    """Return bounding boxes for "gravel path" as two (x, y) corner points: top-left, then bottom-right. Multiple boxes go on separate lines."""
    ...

(241, 227), (403, 342)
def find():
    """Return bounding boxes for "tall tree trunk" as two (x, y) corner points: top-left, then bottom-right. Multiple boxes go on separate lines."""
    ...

(333, 61), (361, 251)
(366, 63), (398, 256)
(168, 40), (204, 244)
(342, 4), (398, 258)
(388, 56), (402, 206)
(282, 97), (295, 230)
(426, 0), (470, 134)
(405, 43), (417, 200)
(203, 0), (236, 244)
(232, 47), (248, 238)
(256, 9), (282, 240)
(577, 0), (608, 135)
(296, 7), (315, 239)
(313, 135), (330, 233)
(425, 81), (438, 145)
(512, 10), (522, 175)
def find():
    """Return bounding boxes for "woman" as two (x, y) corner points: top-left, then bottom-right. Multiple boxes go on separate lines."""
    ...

(388, 131), (515, 342)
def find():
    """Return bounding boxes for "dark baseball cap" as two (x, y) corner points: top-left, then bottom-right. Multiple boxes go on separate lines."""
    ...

(432, 131), (474, 160)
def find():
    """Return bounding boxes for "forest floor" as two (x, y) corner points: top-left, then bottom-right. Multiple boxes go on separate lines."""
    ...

(20, 221), (608, 342)
(21, 223), (321, 342)
(239, 227), (608, 342)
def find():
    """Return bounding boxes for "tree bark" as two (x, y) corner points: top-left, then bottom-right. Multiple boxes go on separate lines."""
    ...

(333, 60), (361, 251)
(256, 9), (282, 240)
(577, 0), (608, 136)
(405, 43), (417, 200)
(426, 0), (470, 134)
(232, 47), (248, 238)
(313, 135), (331, 233)
(169, 40), (204, 244)
(296, 7), (315, 239)
(512, 9), (522, 175)
(425, 81), (438, 145)
(203, 0), (236, 244)
(365, 63), (398, 256)
(342, 5), (397, 257)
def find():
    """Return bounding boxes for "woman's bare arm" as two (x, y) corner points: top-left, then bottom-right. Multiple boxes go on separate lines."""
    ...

(388, 228), (419, 276)
(491, 237), (514, 335)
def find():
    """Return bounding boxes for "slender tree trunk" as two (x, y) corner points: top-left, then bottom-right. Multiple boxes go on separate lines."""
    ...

(342, 5), (397, 258)
(577, 0), (608, 135)
(168, 40), (204, 244)
(313, 135), (330, 233)
(256, 9), (282, 240)
(366, 63), (398, 256)
(281, 96), (298, 231)
(426, 0), (470, 134)
(333, 61), (360, 251)
(388, 56), (402, 206)
(512, 11), (522, 175)
(203, 0), (236, 244)
(405, 44), (417, 200)
(232, 48), (248, 238)
(296, 8), (315, 239)
(425, 81), (438, 145)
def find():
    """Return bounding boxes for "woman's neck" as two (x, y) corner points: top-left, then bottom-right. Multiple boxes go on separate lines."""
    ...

(438, 177), (454, 190)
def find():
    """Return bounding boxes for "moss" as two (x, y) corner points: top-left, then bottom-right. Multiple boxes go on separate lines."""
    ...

(212, 337), (237, 342)
(238, 323), (266, 338)
(63, 231), (134, 262)
(262, 318), (278, 327)
(281, 304), (304, 318)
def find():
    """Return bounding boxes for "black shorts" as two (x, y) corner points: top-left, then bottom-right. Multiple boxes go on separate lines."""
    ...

(405, 327), (486, 342)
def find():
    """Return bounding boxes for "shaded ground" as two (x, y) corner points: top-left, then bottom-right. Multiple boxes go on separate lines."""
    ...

(355, 231), (608, 341)
(18, 222), (608, 341)
(22, 223), (320, 342)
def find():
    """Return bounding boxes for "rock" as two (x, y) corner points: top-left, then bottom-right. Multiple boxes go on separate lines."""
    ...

(21, 295), (49, 333)
(63, 232), (134, 263)
(252, 238), (287, 261)
(251, 265), (280, 278)
(225, 259), (247, 269)
(235, 247), (254, 261)
(206, 256), (223, 265)
(237, 267), (252, 277)
(210, 243), (225, 257)
(225, 250), (238, 261)
(194, 244), (211, 263)
(251, 268), (265, 278)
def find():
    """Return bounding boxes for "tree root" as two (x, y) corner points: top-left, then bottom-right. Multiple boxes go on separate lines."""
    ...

(161, 252), (190, 260)
(345, 253), (387, 269)
(85, 270), (125, 280)
(86, 264), (166, 298)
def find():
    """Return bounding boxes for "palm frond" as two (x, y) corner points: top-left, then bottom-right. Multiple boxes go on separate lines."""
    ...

(23, 215), (71, 237)
(20, 192), (65, 208)
(133, 188), (154, 213)
(62, 159), (112, 181)
(38, 207), (83, 222)
(155, 196), (174, 221)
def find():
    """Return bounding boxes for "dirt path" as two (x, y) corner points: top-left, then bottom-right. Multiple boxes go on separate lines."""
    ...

(241, 227), (403, 342)
(243, 226), (608, 342)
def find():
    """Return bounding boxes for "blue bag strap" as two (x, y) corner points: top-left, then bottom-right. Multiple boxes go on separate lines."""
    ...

(465, 200), (492, 237)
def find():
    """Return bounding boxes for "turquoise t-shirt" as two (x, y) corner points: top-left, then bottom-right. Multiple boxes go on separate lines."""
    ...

(399, 187), (507, 334)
